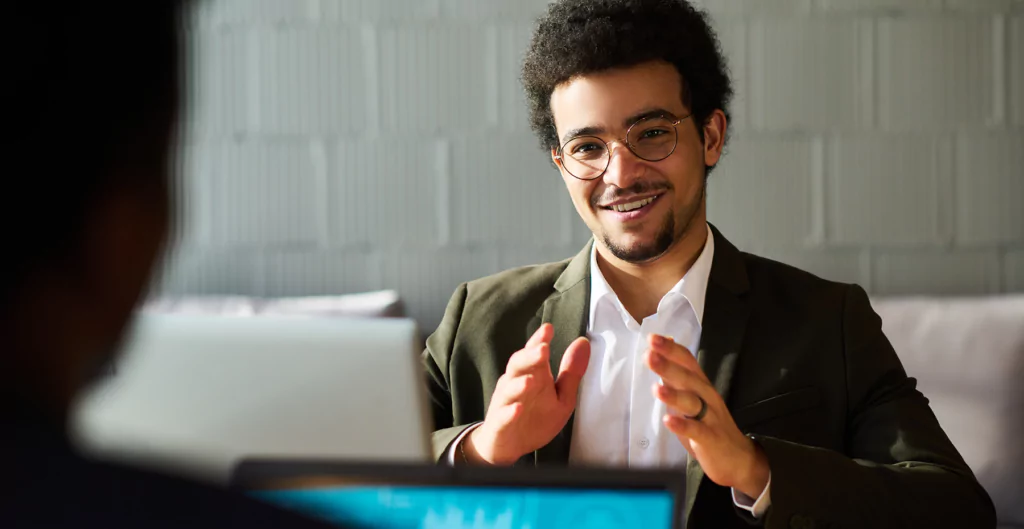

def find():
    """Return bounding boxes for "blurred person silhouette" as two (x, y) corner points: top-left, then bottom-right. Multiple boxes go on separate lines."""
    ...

(0, 3), (349, 527)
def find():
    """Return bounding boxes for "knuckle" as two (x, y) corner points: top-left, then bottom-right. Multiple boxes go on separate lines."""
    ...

(687, 393), (702, 409)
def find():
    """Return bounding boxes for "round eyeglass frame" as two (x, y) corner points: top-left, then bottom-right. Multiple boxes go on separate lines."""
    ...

(554, 113), (692, 181)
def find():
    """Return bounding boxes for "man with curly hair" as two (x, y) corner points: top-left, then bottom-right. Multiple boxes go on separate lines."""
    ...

(424, 0), (995, 527)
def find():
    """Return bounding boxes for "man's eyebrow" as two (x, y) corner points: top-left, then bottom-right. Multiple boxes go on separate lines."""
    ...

(559, 108), (679, 145)
(561, 125), (604, 145)
(623, 108), (677, 128)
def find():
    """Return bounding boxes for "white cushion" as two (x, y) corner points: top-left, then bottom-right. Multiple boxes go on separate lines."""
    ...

(873, 295), (1024, 525)
(144, 290), (405, 319)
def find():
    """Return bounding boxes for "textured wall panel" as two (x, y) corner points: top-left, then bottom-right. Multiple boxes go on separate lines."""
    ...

(495, 25), (536, 133)
(570, 206), (597, 249)
(691, 0), (811, 14)
(172, 144), (210, 249)
(873, 251), (1001, 295)
(713, 18), (750, 133)
(1012, 16), (1024, 127)
(816, 0), (940, 10)
(451, 135), (571, 245)
(382, 249), (500, 332)
(498, 245), (586, 271)
(749, 18), (872, 131)
(263, 251), (382, 296)
(440, 0), (554, 20)
(954, 134), (1024, 244)
(1006, 251), (1024, 292)
(154, 248), (266, 296)
(707, 136), (818, 246)
(378, 26), (489, 132)
(255, 28), (367, 135)
(878, 17), (996, 130)
(331, 139), (444, 247)
(828, 135), (951, 245)
(945, 0), (1018, 11)
(195, 0), (318, 27)
(205, 141), (323, 247)
(321, 0), (441, 22)
(755, 249), (870, 286)
(185, 28), (249, 138)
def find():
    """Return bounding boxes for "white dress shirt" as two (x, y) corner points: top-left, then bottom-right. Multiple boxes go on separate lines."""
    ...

(449, 225), (770, 517)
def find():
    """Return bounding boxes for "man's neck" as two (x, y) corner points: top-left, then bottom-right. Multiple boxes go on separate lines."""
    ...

(595, 222), (708, 324)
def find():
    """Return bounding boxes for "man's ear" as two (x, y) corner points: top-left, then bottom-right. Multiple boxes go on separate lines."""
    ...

(551, 148), (563, 170)
(702, 109), (728, 168)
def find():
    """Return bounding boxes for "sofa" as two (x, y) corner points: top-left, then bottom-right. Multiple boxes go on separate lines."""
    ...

(873, 295), (1023, 528)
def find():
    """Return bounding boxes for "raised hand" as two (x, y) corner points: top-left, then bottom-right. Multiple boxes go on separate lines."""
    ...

(463, 323), (590, 466)
(645, 333), (769, 499)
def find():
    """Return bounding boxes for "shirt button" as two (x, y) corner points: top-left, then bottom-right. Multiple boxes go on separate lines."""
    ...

(638, 438), (650, 449)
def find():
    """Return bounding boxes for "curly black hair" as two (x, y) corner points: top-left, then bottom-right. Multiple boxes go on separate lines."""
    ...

(522, 0), (733, 167)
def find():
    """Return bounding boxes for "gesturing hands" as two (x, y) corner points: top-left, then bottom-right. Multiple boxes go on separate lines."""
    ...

(463, 324), (591, 466)
(645, 334), (770, 499)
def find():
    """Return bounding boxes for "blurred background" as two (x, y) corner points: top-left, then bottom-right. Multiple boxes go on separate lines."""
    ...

(153, 0), (1024, 334)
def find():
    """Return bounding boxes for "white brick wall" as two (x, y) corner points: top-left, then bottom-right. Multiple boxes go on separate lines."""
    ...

(877, 16), (998, 130)
(164, 0), (1024, 332)
(707, 136), (819, 246)
(827, 135), (952, 246)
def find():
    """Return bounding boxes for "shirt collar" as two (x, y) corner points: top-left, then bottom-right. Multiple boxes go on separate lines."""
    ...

(588, 223), (715, 329)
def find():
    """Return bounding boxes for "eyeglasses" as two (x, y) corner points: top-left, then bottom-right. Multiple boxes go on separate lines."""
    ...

(555, 113), (692, 181)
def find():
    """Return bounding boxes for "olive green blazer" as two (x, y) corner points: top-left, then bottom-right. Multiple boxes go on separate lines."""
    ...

(423, 225), (995, 529)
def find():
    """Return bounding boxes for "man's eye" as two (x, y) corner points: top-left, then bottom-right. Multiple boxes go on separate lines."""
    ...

(638, 128), (669, 140)
(572, 143), (603, 155)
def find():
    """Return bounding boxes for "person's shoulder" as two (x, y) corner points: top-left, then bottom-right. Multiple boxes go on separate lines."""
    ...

(738, 251), (860, 311)
(452, 255), (577, 330)
(93, 460), (334, 526)
(465, 257), (573, 299)
(5, 447), (337, 529)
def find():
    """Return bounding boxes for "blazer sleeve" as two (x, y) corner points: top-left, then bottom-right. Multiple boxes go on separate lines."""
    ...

(422, 282), (475, 462)
(752, 284), (997, 529)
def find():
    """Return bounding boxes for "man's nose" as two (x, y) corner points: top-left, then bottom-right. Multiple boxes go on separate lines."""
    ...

(602, 141), (645, 189)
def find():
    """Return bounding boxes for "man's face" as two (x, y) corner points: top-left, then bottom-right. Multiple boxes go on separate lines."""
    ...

(550, 60), (723, 263)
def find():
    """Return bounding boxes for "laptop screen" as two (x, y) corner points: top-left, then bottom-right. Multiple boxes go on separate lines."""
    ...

(252, 483), (675, 529)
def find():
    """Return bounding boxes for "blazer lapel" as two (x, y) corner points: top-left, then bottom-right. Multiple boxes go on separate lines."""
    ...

(684, 224), (752, 524)
(533, 242), (592, 466)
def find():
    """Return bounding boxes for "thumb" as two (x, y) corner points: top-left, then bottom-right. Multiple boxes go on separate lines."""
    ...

(554, 336), (590, 407)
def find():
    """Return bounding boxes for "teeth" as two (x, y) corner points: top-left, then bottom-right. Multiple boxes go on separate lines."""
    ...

(613, 197), (655, 212)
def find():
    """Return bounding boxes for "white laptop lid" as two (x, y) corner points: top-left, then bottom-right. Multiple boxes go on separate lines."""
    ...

(71, 313), (430, 484)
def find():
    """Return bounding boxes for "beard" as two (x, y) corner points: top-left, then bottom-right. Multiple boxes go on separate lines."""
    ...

(596, 179), (705, 264)
(603, 212), (677, 263)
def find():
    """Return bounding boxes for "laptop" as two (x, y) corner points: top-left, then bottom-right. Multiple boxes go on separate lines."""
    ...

(233, 459), (686, 529)
(71, 313), (430, 484)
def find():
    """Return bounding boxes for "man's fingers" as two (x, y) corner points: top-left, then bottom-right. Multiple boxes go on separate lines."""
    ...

(506, 344), (551, 377)
(526, 323), (554, 348)
(646, 349), (709, 392)
(555, 336), (591, 407)
(647, 334), (709, 383)
(505, 324), (554, 376)
(653, 384), (707, 419)
(505, 374), (536, 400)
(663, 413), (711, 443)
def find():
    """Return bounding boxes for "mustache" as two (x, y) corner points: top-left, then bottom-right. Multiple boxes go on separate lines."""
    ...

(591, 181), (672, 207)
